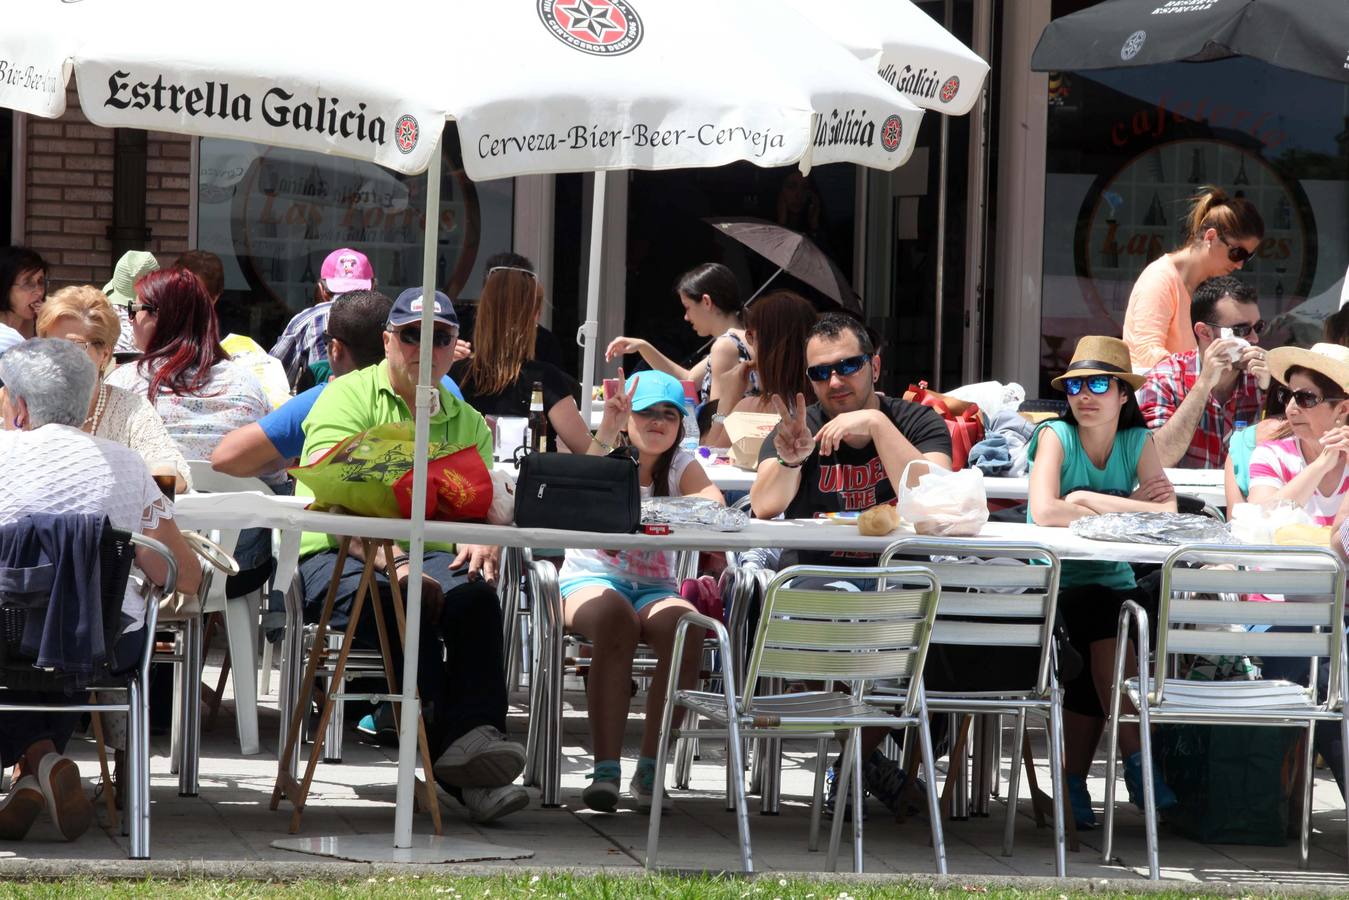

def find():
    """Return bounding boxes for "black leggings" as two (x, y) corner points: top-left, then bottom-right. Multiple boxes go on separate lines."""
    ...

(1057, 582), (1156, 718)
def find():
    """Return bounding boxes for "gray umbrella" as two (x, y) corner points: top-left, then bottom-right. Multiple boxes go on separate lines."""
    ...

(705, 217), (862, 313)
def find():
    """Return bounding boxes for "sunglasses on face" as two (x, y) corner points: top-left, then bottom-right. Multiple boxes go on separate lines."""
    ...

(392, 326), (456, 348)
(1062, 375), (1116, 396)
(1276, 386), (1347, 410)
(1217, 233), (1256, 264)
(128, 302), (157, 319)
(805, 354), (869, 383)
(1203, 319), (1266, 338)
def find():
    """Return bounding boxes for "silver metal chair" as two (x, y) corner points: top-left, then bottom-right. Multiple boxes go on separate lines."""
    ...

(0, 529), (176, 859)
(1104, 544), (1348, 880)
(878, 538), (1066, 875)
(646, 564), (947, 875)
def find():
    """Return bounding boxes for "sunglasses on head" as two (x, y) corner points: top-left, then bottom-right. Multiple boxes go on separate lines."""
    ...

(805, 354), (869, 383)
(1275, 386), (1347, 410)
(392, 326), (456, 348)
(1203, 319), (1266, 338)
(1062, 375), (1117, 396)
(1217, 233), (1257, 264)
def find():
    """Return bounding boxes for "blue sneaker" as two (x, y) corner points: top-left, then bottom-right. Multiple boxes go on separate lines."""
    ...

(824, 760), (867, 821)
(355, 703), (398, 746)
(1124, 751), (1178, 811)
(1066, 774), (1095, 829)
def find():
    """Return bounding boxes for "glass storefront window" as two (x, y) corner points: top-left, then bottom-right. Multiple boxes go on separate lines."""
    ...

(1041, 57), (1349, 393)
(198, 125), (513, 346)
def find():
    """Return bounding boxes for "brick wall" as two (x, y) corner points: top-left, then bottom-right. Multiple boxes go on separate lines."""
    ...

(23, 87), (192, 289)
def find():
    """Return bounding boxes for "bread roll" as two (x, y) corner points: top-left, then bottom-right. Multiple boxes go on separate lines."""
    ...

(858, 504), (900, 536)
(1273, 524), (1332, 547)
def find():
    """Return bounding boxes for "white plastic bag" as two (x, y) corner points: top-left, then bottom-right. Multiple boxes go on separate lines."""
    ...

(897, 460), (989, 536)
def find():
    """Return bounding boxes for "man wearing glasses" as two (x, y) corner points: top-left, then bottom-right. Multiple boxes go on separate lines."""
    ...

(1138, 275), (1269, 469)
(751, 312), (952, 556)
(295, 288), (527, 824)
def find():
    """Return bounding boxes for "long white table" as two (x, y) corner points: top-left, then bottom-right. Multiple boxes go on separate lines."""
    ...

(174, 490), (1178, 565)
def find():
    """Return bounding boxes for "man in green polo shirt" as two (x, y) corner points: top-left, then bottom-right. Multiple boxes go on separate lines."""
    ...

(297, 289), (526, 824)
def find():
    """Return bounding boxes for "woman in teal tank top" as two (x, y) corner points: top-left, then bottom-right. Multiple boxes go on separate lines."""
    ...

(1028, 336), (1179, 829)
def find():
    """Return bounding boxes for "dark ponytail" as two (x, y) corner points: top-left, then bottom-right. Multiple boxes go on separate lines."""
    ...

(675, 263), (741, 318)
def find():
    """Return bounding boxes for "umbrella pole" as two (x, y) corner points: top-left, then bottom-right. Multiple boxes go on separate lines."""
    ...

(742, 266), (785, 309)
(393, 152), (442, 849)
(932, 0), (953, 390)
(577, 172), (608, 417)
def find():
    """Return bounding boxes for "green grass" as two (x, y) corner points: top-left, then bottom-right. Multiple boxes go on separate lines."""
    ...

(0, 875), (1289, 900)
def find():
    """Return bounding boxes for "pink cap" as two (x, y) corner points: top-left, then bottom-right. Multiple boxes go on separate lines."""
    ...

(319, 247), (373, 293)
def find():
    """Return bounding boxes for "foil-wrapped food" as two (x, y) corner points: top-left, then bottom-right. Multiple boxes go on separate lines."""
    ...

(641, 497), (749, 532)
(1069, 512), (1235, 545)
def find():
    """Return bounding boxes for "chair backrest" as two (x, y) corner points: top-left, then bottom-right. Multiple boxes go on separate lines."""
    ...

(881, 538), (1061, 697)
(186, 460), (272, 496)
(744, 564), (940, 717)
(1154, 544), (1347, 708)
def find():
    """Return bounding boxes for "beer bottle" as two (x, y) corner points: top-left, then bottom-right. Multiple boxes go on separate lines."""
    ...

(528, 382), (548, 453)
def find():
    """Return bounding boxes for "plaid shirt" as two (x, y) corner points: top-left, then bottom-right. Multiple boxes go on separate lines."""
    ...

(1137, 348), (1264, 470)
(268, 302), (332, 386)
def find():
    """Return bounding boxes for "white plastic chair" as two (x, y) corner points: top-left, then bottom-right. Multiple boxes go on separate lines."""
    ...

(646, 564), (947, 875)
(1105, 544), (1348, 879)
(185, 460), (274, 755)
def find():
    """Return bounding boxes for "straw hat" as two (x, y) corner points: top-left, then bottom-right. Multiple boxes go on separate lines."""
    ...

(1266, 342), (1349, 394)
(1050, 335), (1144, 391)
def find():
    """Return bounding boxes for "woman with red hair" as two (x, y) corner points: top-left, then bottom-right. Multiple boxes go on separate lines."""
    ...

(106, 267), (270, 465)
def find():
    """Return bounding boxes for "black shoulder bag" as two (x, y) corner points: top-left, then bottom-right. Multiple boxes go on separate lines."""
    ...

(513, 448), (641, 533)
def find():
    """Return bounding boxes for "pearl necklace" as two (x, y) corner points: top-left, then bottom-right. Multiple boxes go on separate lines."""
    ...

(83, 384), (108, 433)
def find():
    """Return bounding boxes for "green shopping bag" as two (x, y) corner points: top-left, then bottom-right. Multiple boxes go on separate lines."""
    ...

(1157, 723), (1302, 846)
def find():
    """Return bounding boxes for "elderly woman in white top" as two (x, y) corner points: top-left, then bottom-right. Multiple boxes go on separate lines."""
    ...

(37, 285), (190, 492)
(0, 339), (201, 843)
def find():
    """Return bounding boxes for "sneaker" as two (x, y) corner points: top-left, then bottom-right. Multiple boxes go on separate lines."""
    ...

(433, 725), (527, 788)
(38, 754), (92, 842)
(628, 767), (673, 812)
(1066, 774), (1096, 829)
(1124, 751), (1178, 812)
(582, 762), (622, 813)
(862, 750), (925, 817)
(355, 703), (398, 746)
(0, 775), (44, 840)
(460, 784), (529, 824)
(824, 760), (867, 821)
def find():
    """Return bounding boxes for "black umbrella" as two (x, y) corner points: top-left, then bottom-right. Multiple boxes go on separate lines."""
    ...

(704, 217), (861, 313)
(1031, 0), (1349, 84)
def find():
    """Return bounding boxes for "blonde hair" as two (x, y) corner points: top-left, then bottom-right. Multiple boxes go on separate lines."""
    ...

(1181, 185), (1265, 248)
(37, 284), (121, 349)
(462, 268), (540, 397)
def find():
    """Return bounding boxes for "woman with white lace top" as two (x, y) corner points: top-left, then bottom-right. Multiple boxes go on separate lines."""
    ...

(37, 285), (190, 492)
(0, 339), (201, 843)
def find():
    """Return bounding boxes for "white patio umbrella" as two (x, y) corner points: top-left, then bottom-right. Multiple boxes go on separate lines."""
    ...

(781, 0), (991, 115)
(2, 0), (924, 855)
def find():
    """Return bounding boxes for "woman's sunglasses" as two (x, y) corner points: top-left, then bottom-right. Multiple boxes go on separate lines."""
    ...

(1217, 233), (1257, 264)
(1275, 386), (1347, 410)
(128, 302), (157, 319)
(806, 354), (869, 383)
(393, 327), (456, 348)
(1062, 375), (1116, 396)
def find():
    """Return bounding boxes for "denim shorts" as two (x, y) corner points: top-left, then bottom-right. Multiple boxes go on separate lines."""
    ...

(559, 575), (678, 612)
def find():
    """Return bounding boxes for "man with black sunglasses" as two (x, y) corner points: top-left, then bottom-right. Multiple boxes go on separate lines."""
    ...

(1138, 275), (1268, 469)
(751, 313), (952, 556)
(292, 289), (528, 824)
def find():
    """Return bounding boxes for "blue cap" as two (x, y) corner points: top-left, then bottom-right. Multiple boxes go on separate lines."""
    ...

(389, 288), (459, 329)
(626, 370), (686, 416)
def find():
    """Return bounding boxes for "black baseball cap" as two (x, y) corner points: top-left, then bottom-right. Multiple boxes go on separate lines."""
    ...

(388, 288), (459, 329)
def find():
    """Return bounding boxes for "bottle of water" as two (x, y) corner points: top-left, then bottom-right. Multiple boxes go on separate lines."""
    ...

(679, 380), (699, 453)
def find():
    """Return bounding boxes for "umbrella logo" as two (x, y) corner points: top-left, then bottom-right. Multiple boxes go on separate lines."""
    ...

(1121, 30), (1146, 61)
(394, 114), (419, 155)
(939, 76), (960, 105)
(880, 115), (903, 153)
(539, 0), (643, 56)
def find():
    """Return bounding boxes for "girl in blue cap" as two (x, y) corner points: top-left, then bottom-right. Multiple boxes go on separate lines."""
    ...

(559, 368), (724, 813)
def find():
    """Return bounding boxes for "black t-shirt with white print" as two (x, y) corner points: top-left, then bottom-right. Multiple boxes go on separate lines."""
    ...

(758, 394), (952, 567)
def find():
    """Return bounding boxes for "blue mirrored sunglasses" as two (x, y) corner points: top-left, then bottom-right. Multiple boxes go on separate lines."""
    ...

(1062, 375), (1115, 396)
(806, 354), (868, 383)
